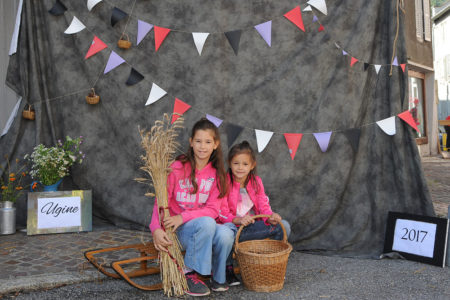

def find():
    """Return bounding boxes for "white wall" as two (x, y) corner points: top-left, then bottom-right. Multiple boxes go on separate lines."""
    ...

(0, 0), (21, 134)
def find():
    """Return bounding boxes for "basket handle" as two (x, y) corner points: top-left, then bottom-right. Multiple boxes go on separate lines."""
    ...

(120, 33), (129, 41)
(234, 214), (288, 249)
(26, 104), (32, 112)
(90, 88), (96, 96)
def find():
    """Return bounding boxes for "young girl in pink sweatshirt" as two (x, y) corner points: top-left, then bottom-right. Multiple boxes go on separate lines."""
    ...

(150, 118), (234, 296)
(218, 141), (291, 285)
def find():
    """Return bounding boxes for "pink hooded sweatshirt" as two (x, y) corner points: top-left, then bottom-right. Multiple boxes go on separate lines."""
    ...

(149, 160), (221, 233)
(218, 174), (273, 224)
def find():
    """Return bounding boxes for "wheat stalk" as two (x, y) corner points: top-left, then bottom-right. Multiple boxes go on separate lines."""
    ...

(137, 113), (188, 297)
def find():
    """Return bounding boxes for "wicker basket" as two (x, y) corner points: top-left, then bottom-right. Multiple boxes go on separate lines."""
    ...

(234, 214), (292, 292)
(22, 105), (35, 120)
(86, 88), (100, 105)
(117, 33), (131, 49)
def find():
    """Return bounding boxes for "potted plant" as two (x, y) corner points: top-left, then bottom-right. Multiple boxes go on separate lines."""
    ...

(25, 136), (85, 191)
(0, 157), (28, 234)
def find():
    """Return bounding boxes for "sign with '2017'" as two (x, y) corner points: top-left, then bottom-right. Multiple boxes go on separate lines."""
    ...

(392, 219), (436, 258)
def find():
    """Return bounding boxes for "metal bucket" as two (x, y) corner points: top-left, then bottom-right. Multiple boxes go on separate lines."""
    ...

(0, 201), (16, 235)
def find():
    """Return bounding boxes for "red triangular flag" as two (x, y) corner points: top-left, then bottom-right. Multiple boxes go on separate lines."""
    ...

(400, 63), (406, 72)
(154, 26), (171, 52)
(283, 133), (303, 160)
(172, 98), (191, 123)
(284, 6), (305, 32)
(398, 110), (419, 132)
(85, 36), (108, 59)
(350, 57), (358, 67)
(318, 24), (324, 32)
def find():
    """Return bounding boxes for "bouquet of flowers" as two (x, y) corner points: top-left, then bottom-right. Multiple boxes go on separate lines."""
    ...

(0, 157), (28, 203)
(25, 136), (85, 186)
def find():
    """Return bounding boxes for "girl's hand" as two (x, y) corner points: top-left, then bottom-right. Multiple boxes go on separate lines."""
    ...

(153, 228), (173, 252)
(233, 215), (255, 226)
(268, 213), (282, 225)
(163, 215), (183, 231)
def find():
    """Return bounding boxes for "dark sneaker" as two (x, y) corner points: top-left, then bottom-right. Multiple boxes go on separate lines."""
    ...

(210, 279), (229, 292)
(185, 272), (211, 296)
(226, 266), (241, 286)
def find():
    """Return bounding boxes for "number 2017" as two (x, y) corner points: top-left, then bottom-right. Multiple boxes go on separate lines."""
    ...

(401, 228), (428, 242)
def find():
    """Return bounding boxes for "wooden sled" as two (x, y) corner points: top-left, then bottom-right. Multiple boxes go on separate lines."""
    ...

(84, 243), (162, 290)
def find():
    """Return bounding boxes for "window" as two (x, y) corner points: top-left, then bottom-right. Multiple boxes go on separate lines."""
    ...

(415, 0), (431, 42)
(408, 71), (428, 143)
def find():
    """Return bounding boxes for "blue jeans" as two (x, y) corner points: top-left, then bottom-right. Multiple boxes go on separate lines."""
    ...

(176, 217), (235, 284)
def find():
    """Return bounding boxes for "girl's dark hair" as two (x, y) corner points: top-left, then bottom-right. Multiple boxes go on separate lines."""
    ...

(177, 118), (227, 198)
(227, 141), (258, 190)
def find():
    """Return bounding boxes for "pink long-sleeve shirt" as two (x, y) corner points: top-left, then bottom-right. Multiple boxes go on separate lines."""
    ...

(149, 160), (221, 233)
(218, 174), (273, 224)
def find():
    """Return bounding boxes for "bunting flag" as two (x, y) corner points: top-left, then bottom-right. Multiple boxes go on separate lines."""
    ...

(154, 26), (171, 52)
(374, 64), (382, 74)
(303, 5), (313, 12)
(392, 56), (399, 66)
(48, 0), (67, 16)
(192, 32), (210, 55)
(255, 129), (274, 153)
(400, 64), (406, 72)
(284, 133), (303, 160)
(172, 98), (191, 123)
(318, 24), (324, 32)
(398, 110), (420, 132)
(307, 0), (328, 15)
(226, 123), (244, 148)
(254, 21), (272, 47)
(284, 7), (305, 32)
(64, 16), (85, 34)
(376, 116), (396, 135)
(342, 50), (348, 56)
(125, 68), (144, 86)
(350, 57), (358, 67)
(206, 114), (223, 127)
(224, 30), (242, 55)
(87, 0), (102, 11)
(111, 7), (128, 27)
(364, 63), (370, 71)
(344, 128), (361, 152)
(145, 83), (167, 106)
(313, 131), (332, 152)
(137, 20), (153, 45)
(85, 36), (107, 59)
(312, 15), (319, 23)
(104, 51), (125, 74)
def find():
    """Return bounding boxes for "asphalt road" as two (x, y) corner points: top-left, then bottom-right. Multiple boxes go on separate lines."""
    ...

(2, 252), (449, 300)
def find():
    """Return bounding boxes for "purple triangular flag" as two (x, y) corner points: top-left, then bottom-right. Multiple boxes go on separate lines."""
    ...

(137, 20), (153, 45)
(313, 131), (332, 152)
(104, 51), (125, 74)
(392, 56), (398, 66)
(254, 20), (272, 47)
(312, 15), (318, 23)
(206, 114), (223, 128)
(342, 50), (348, 56)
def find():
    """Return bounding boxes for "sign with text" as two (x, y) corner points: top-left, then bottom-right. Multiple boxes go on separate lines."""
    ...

(384, 212), (449, 267)
(37, 196), (81, 229)
(27, 190), (92, 235)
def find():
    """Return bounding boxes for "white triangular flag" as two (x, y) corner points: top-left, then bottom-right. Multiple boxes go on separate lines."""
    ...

(255, 129), (274, 153)
(145, 83), (167, 106)
(376, 116), (396, 135)
(87, 0), (102, 11)
(307, 0), (327, 15)
(64, 16), (86, 34)
(374, 64), (382, 74)
(303, 5), (312, 12)
(192, 32), (209, 56)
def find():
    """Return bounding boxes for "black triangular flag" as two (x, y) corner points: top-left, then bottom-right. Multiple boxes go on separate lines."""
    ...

(224, 30), (242, 55)
(126, 68), (144, 86)
(344, 128), (361, 153)
(48, 0), (67, 16)
(364, 63), (370, 71)
(111, 7), (128, 27)
(226, 123), (244, 148)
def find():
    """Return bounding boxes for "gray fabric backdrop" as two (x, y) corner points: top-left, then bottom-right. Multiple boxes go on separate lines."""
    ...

(1, 0), (434, 257)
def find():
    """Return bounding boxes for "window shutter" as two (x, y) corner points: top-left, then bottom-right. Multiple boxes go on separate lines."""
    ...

(423, 0), (431, 41)
(415, 0), (424, 42)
